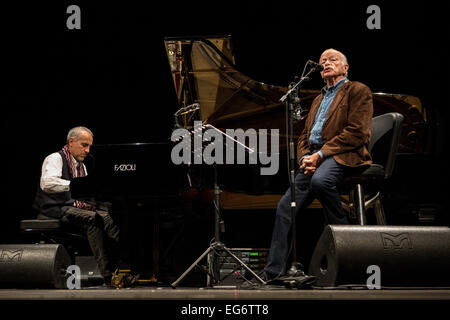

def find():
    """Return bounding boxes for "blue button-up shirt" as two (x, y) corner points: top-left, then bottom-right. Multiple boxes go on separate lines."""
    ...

(309, 77), (347, 158)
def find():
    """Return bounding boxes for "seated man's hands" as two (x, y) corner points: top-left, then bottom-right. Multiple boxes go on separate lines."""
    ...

(300, 152), (323, 175)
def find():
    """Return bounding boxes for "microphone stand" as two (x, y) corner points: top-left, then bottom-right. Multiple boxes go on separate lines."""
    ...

(170, 124), (266, 288)
(279, 64), (318, 277)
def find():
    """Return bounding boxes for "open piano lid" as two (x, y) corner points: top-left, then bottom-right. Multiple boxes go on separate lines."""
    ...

(164, 35), (287, 127)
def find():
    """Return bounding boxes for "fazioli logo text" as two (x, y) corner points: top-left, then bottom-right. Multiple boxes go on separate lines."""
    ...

(114, 164), (137, 172)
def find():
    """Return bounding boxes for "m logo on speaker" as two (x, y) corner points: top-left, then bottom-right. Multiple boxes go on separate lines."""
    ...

(380, 232), (412, 249)
(0, 249), (23, 262)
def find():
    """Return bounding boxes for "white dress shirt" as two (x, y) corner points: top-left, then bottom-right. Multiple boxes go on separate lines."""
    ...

(40, 152), (87, 193)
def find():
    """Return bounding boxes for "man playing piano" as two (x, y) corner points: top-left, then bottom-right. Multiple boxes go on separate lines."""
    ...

(33, 126), (120, 285)
(262, 49), (373, 281)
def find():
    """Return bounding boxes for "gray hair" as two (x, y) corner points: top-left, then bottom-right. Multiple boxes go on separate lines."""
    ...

(342, 52), (349, 77)
(67, 126), (94, 143)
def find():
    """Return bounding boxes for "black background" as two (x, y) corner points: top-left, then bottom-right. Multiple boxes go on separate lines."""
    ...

(1, 1), (449, 276)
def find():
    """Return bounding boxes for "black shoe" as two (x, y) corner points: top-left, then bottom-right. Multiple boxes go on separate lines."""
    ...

(286, 262), (306, 277)
(278, 263), (316, 289)
(239, 271), (276, 289)
(259, 271), (277, 282)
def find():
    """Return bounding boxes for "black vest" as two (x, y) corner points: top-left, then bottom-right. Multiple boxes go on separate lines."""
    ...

(33, 151), (75, 218)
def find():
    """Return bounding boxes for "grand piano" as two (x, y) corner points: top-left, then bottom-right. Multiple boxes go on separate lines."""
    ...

(164, 35), (430, 210)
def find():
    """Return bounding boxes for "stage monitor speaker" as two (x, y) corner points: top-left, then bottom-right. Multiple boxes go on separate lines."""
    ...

(75, 255), (103, 286)
(0, 244), (71, 289)
(308, 225), (450, 287)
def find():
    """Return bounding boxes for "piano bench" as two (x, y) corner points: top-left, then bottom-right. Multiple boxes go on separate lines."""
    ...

(20, 219), (89, 261)
(20, 219), (61, 232)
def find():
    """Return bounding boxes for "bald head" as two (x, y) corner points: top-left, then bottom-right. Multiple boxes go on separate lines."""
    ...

(319, 48), (349, 86)
(321, 49), (348, 66)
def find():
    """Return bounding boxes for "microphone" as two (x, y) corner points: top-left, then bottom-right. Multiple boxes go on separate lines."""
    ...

(308, 60), (324, 71)
(174, 103), (200, 116)
(185, 103), (200, 111)
(179, 103), (200, 115)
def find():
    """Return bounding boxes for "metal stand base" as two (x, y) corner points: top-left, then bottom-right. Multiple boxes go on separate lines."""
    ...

(170, 241), (266, 288)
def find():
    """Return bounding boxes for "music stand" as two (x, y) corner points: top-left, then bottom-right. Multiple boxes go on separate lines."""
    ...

(170, 123), (266, 288)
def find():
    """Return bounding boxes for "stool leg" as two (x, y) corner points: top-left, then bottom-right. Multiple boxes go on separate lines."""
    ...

(347, 189), (356, 220)
(355, 184), (366, 225)
(373, 196), (386, 225)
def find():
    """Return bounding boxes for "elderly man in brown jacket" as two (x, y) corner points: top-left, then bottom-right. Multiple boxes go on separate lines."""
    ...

(262, 49), (373, 281)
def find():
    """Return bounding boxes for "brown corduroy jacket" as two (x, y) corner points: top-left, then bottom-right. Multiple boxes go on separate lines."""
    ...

(297, 80), (373, 167)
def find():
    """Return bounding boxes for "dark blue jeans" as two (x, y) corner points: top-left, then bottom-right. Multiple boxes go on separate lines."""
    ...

(264, 157), (349, 276)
